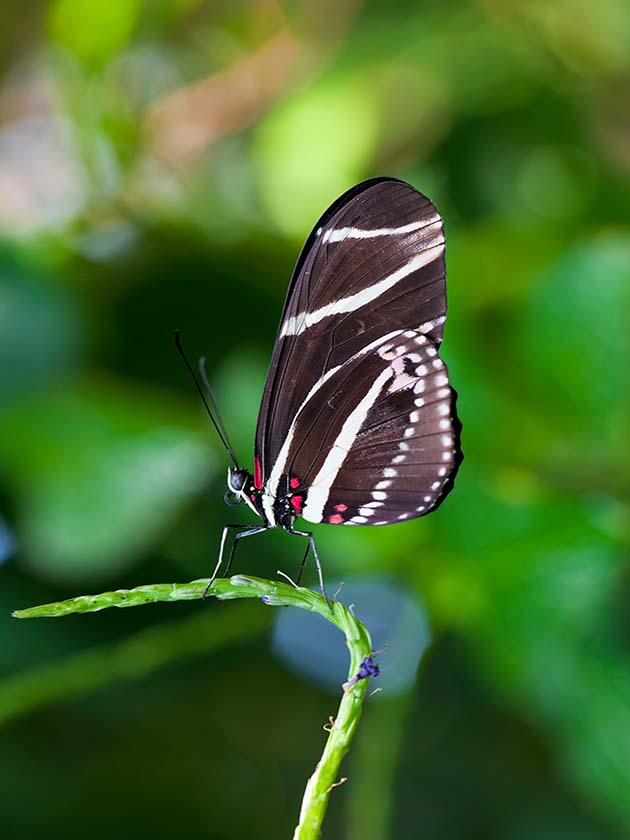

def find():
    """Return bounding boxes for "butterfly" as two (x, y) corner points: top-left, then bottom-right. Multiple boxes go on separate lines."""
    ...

(177, 177), (462, 600)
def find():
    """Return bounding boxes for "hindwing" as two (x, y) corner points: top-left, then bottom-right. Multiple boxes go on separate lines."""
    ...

(262, 330), (461, 525)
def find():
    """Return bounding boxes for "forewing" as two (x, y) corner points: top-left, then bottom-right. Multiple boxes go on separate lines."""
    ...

(255, 178), (447, 485)
(268, 330), (462, 525)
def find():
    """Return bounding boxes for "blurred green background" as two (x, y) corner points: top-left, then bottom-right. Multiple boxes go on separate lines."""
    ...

(0, 1), (628, 838)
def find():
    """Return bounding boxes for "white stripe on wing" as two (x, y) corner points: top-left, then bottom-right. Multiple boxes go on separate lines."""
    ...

(280, 244), (444, 337)
(322, 217), (441, 243)
(301, 367), (394, 523)
(263, 329), (406, 520)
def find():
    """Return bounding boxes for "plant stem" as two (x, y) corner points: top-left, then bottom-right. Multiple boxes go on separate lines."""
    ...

(12, 574), (375, 839)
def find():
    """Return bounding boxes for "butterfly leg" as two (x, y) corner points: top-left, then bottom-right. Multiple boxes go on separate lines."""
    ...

(204, 523), (256, 597)
(223, 525), (269, 578)
(294, 539), (311, 587)
(288, 528), (332, 612)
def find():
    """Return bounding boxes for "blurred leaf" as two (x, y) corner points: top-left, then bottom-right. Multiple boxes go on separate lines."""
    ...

(254, 74), (379, 238)
(512, 234), (630, 484)
(49, 0), (142, 66)
(0, 378), (213, 583)
(518, 234), (630, 413)
(448, 478), (629, 827)
(0, 244), (82, 399)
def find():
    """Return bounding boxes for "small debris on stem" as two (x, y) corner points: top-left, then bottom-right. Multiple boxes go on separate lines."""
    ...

(343, 655), (380, 693)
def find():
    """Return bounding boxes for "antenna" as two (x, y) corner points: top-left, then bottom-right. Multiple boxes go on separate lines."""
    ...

(199, 356), (238, 463)
(174, 330), (239, 469)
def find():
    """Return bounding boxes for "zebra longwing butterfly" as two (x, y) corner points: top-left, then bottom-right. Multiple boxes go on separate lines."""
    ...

(181, 177), (462, 596)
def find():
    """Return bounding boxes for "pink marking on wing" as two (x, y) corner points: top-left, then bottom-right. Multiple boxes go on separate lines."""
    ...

(290, 495), (303, 515)
(334, 504), (348, 512)
(254, 455), (263, 490)
(328, 514), (344, 524)
(250, 493), (256, 502)
(289, 476), (300, 489)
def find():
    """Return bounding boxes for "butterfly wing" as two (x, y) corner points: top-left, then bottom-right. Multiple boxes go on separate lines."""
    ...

(264, 330), (461, 525)
(254, 178), (448, 489)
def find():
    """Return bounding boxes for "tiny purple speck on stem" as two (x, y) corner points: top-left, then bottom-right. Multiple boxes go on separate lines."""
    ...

(342, 655), (380, 692)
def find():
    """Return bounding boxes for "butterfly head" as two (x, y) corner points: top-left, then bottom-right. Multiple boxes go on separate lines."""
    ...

(225, 467), (265, 519)
(224, 467), (247, 505)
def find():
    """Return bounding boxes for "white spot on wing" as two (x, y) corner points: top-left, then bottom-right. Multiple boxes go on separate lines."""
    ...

(417, 316), (446, 334)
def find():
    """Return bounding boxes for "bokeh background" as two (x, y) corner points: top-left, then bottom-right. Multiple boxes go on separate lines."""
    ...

(1, 2), (628, 838)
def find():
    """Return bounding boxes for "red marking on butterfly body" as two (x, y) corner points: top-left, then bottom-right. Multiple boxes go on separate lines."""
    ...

(290, 495), (303, 515)
(334, 504), (348, 512)
(254, 456), (263, 490)
(329, 514), (344, 524)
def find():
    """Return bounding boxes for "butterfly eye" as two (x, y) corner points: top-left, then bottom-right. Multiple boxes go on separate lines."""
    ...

(224, 490), (242, 507)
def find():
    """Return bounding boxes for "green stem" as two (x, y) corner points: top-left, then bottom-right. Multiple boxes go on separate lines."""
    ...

(13, 575), (375, 840)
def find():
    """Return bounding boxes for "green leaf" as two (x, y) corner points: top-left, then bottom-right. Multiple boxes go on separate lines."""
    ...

(0, 379), (213, 583)
(518, 234), (630, 415)
(49, 0), (142, 66)
(0, 244), (82, 400)
(254, 75), (379, 238)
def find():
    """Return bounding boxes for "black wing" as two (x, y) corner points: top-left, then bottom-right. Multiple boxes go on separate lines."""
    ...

(262, 330), (462, 524)
(254, 178), (449, 490)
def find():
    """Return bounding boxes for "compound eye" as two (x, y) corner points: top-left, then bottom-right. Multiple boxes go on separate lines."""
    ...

(228, 468), (247, 492)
